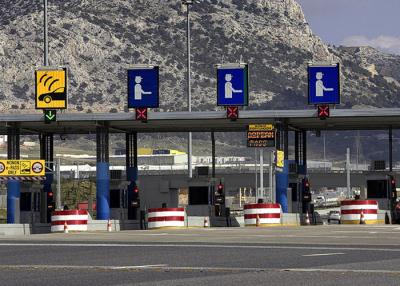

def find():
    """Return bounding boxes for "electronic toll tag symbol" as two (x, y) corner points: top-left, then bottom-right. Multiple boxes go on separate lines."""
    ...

(35, 67), (67, 109)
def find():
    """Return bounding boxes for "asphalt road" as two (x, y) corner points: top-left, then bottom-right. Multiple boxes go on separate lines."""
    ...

(1, 225), (400, 285)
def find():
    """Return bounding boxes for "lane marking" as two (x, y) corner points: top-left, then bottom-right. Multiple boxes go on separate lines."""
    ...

(0, 243), (400, 252)
(302, 252), (345, 257)
(0, 264), (168, 270)
(1, 264), (400, 275)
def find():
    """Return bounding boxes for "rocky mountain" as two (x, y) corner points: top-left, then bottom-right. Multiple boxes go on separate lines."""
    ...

(2, 0), (400, 114)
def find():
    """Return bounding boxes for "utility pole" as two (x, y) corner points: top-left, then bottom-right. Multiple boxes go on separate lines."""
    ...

(346, 148), (351, 198)
(182, 0), (193, 178)
(44, 0), (49, 66)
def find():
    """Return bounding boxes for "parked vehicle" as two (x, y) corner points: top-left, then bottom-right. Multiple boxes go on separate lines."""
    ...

(328, 210), (341, 224)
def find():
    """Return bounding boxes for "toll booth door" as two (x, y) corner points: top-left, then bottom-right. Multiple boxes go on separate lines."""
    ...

(189, 186), (209, 205)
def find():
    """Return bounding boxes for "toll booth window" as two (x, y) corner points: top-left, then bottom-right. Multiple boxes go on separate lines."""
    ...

(189, 186), (209, 205)
(110, 189), (121, 208)
(20, 192), (31, 211)
(367, 180), (388, 198)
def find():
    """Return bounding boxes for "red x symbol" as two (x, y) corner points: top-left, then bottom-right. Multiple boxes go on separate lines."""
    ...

(136, 108), (148, 121)
(317, 105), (329, 119)
(227, 106), (239, 120)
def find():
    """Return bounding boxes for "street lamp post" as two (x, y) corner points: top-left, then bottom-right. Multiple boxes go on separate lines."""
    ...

(182, 0), (193, 178)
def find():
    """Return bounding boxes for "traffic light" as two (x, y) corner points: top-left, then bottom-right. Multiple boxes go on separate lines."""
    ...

(135, 107), (148, 122)
(46, 190), (54, 221)
(44, 109), (57, 124)
(302, 178), (311, 202)
(215, 181), (225, 205)
(227, 106), (239, 120)
(317, 105), (330, 119)
(217, 183), (224, 194)
(132, 185), (140, 208)
(390, 176), (397, 200)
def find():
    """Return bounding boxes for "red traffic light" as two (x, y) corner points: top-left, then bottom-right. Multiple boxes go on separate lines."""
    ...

(317, 105), (329, 119)
(133, 186), (139, 193)
(136, 107), (148, 121)
(47, 192), (53, 197)
(227, 106), (239, 120)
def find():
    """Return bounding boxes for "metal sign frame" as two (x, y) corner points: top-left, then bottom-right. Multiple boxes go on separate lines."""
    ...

(35, 66), (68, 110)
(216, 63), (249, 106)
(127, 65), (159, 109)
(308, 62), (340, 105)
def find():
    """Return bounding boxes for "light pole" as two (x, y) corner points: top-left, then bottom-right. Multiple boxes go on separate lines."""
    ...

(44, 0), (49, 66)
(182, 0), (193, 178)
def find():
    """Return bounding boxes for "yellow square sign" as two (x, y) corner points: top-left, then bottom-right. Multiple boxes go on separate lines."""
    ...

(276, 150), (284, 168)
(35, 68), (67, 109)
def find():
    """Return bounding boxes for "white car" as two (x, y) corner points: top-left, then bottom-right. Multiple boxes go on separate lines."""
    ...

(328, 210), (341, 224)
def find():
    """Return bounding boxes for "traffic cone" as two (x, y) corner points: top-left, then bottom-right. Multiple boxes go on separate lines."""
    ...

(305, 212), (310, 225)
(256, 214), (260, 227)
(63, 221), (69, 234)
(204, 216), (209, 228)
(107, 219), (112, 232)
(360, 209), (366, 224)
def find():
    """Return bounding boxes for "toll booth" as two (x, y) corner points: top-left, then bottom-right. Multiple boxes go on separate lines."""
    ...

(19, 183), (41, 224)
(366, 174), (396, 211)
(109, 170), (130, 220)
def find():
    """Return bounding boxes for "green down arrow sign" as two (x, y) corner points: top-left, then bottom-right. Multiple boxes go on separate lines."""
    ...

(44, 110), (57, 123)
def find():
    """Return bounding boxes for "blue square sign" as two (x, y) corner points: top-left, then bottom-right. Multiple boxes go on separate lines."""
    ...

(217, 64), (248, 106)
(308, 63), (340, 105)
(128, 67), (159, 108)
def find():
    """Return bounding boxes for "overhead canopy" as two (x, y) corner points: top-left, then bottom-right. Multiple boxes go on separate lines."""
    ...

(0, 108), (399, 135)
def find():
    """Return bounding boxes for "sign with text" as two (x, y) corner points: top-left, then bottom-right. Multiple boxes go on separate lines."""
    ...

(0, 160), (45, 176)
(247, 124), (275, 148)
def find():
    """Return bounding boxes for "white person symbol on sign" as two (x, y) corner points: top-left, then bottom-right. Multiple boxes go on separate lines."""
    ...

(134, 76), (152, 100)
(224, 74), (242, 99)
(315, 72), (333, 97)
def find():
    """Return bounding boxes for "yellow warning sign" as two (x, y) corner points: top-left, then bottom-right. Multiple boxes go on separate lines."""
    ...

(35, 68), (67, 109)
(276, 150), (284, 169)
(248, 124), (274, 131)
(0, 160), (45, 176)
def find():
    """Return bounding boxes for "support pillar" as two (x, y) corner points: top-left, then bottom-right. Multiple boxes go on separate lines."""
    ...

(40, 133), (53, 223)
(7, 126), (20, 224)
(126, 132), (138, 220)
(302, 130), (307, 171)
(96, 125), (110, 220)
(389, 127), (393, 172)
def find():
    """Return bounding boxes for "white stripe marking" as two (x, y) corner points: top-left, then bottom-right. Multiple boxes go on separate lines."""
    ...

(0, 243), (399, 252)
(302, 252), (345, 257)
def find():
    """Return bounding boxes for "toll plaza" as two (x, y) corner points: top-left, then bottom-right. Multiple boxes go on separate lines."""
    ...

(1, 108), (400, 227)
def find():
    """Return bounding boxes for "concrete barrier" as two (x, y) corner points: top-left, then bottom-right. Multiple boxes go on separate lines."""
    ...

(340, 200), (380, 224)
(0, 224), (31, 235)
(148, 208), (185, 229)
(51, 210), (88, 232)
(244, 203), (281, 226)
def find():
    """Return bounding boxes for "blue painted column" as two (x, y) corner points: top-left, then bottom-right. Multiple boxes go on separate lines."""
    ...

(7, 126), (20, 223)
(7, 180), (20, 223)
(96, 125), (110, 220)
(96, 162), (110, 220)
(276, 160), (289, 213)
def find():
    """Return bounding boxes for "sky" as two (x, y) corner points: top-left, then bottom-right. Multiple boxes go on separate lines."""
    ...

(296, 0), (400, 55)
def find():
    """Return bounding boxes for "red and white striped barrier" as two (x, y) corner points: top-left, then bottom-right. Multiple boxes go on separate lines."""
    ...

(147, 208), (185, 229)
(51, 210), (88, 232)
(340, 200), (378, 224)
(244, 203), (281, 226)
